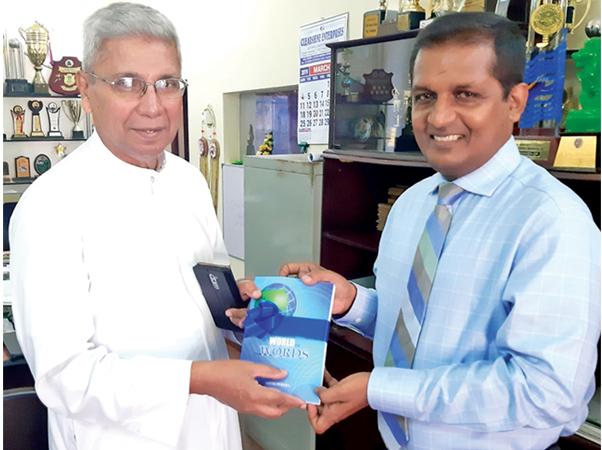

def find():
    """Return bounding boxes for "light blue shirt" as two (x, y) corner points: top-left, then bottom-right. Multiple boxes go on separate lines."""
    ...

(336, 137), (600, 450)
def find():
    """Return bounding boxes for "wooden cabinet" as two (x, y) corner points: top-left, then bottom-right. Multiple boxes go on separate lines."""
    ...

(318, 149), (601, 450)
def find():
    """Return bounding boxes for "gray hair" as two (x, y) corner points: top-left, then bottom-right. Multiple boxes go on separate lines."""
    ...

(82, 2), (181, 72)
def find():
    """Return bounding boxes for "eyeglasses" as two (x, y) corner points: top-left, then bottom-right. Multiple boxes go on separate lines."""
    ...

(86, 72), (188, 99)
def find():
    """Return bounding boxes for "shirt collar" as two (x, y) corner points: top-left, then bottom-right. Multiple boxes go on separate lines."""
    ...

(430, 136), (520, 198)
(88, 131), (168, 176)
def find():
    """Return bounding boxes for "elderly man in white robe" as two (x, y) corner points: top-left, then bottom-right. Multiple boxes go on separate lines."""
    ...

(8, 3), (304, 450)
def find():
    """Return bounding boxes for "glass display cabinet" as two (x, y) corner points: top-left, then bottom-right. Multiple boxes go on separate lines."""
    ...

(327, 30), (421, 156)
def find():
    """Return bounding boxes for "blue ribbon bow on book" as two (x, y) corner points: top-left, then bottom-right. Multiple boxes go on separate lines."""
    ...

(245, 301), (330, 342)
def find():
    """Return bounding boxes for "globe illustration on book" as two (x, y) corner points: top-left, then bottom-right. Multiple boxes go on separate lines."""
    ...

(250, 283), (297, 316)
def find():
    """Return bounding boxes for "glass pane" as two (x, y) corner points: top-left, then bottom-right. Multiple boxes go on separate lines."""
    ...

(240, 90), (298, 157)
(331, 36), (418, 153)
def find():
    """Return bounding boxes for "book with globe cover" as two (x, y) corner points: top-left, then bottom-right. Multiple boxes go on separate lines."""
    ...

(240, 276), (335, 404)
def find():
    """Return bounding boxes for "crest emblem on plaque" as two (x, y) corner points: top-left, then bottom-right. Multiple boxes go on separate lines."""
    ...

(363, 69), (394, 103)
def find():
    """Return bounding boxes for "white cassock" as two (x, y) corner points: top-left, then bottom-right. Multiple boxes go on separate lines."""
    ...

(9, 132), (242, 450)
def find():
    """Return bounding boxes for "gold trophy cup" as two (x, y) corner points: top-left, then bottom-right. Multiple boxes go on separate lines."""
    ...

(19, 22), (49, 94)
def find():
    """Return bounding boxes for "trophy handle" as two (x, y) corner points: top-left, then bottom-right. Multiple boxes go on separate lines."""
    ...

(570, 0), (592, 33)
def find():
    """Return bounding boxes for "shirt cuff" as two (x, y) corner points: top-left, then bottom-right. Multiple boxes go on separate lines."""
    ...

(367, 366), (424, 418)
(332, 283), (376, 337)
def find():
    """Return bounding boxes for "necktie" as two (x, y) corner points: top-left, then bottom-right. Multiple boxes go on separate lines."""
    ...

(382, 182), (464, 446)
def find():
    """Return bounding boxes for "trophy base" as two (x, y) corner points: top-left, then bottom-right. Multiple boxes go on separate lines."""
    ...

(395, 134), (421, 153)
(11, 134), (28, 140)
(4, 79), (33, 95)
(33, 83), (49, 95)
(515, 129), (559, 168)
(47, 131), (64, 138)
(71, 131), (85, 139)
(30, 131), (46, 138)
(397, 11), (425, 31)
(553, 133), (600, 172)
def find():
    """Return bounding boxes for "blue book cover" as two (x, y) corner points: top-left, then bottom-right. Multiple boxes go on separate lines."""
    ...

(240, 276), (334, 404)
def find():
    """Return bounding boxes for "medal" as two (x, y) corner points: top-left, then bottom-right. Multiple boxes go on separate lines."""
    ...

(530, 2), (564, 48)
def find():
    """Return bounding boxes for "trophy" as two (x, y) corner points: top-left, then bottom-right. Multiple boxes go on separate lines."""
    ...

(395, 89), (421, 153)
(10, 105), (28, 139)
(54, 143), (67, 159)
(3, 161), (11, 183)
(517, 0), (593, 167)
(398, 0), (426, 31)
(517, 0), (568, 166)
(28, 100), (45, 137)
(19, 22), (50, 94)
(14, 156), (31, 180)
(565, 20), (600, 133)
(46, 102), (63, 138)
(493, 0), (511, 16)
(33, 154), (51, 175)
(552, 19), (600, 171)
(62, 99), (85, 139)
(363, 1), (398, 37)
(3, 34), (32, 94)
(432, 0), (466, 16)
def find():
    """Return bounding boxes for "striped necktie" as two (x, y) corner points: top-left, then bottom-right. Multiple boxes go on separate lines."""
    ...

(382, 182), (464, 447)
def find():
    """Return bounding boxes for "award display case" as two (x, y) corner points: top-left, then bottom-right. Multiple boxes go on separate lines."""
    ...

(327, 30), (422, 159)
(3, 92), (93, 183)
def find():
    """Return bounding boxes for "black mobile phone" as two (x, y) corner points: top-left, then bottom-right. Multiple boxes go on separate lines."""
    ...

(192, 263), (247, 331)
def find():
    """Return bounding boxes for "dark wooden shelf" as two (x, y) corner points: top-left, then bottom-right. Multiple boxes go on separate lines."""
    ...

(336, 98), (392, 106)
(324, 149), (429, 167)
(323, 229), (380, 253)
(3, 92), (79, 98)
(324, 150), (601, 180)
(326, 29), (419, 49)
(3, 181), (32, 186)
(4, 137), (86, 143)
(328, 323), (373, 360)
(549, 170), (600, 181)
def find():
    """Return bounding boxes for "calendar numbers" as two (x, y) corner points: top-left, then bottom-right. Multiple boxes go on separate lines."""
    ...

(298, 87), (329, 131)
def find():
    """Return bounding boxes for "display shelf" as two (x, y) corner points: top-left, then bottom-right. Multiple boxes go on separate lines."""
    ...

(328, 323), (373, 359)
(335, 97), (393, 106)
(549, 170), (601, 181)
(4, 90), (91, 182)
(328, 29), (418, 153)
(3, 92), (79, 98)
(3, 181), (32, 187)
(4, 137), (86, 143)
(322, 229), (380, 253)
(324, 148), (427, 166)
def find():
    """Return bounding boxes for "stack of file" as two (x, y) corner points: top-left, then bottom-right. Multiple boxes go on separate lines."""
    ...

(376, 185), (406, 231)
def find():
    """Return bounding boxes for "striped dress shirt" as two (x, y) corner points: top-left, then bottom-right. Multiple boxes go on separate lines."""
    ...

(336, 137), (600, 450)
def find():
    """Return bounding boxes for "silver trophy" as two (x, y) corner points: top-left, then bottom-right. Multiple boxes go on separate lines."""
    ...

(46, 102), (63, 138)
(61, 99), (85, 139)
(3, 34), (31, 94)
